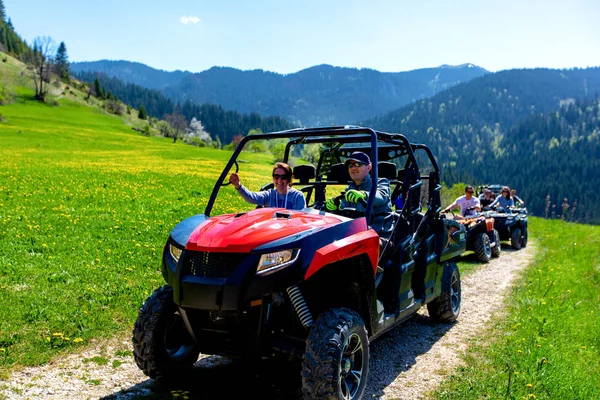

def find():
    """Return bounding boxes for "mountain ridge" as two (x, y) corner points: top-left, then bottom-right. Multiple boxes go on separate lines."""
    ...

(71, 60), (489, 126)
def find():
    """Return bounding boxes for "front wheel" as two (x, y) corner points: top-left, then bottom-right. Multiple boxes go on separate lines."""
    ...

(473, 232), (492, 263)
(302, 308), (369, 400)
(427, 262), (461, 323)
(511, 227), (522, 250)
(521, 227), (528, 248)
(132, 285), (200, 382)
(489, 229), (501, 258)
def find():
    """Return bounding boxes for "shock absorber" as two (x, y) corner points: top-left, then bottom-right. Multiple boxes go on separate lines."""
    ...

(286, 285), (313, 328)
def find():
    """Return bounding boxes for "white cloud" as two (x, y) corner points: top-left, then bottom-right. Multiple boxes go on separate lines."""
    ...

(180, 15), (201, 24)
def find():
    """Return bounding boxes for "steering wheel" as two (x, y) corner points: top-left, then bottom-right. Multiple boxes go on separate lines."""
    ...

(221, 161), (239, 186)
(321, 191), (367, 219)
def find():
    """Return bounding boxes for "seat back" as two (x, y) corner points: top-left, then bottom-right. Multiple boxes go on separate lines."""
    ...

(327, 163), (351, 183)
(378, 161), (397, 181)
(293, 165), (316, 184)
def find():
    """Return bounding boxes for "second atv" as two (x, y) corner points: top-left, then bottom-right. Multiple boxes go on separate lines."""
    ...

(444, 210), (501, 262)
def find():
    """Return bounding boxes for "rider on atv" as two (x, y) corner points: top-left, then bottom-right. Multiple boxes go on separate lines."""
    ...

(442, 185), (481, 218)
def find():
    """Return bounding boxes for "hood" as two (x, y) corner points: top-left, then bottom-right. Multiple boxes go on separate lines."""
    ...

(186, 208), (346, 253)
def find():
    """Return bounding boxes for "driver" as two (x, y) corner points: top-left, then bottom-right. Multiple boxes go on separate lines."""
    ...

(325, 152), (393, 239)
(229, 162), (306, 210)
(489, 186), (514, 211)
(443, 185), (481, 217)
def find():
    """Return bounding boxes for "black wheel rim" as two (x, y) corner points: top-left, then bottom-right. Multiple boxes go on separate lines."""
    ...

(339, 332), (364, 399)
(484, 237), (492, 258)
(450, 271), (460, 314)
(164, 311), (195, 360)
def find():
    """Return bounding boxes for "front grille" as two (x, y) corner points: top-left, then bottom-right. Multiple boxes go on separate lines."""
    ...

(183, 252), (248, 278)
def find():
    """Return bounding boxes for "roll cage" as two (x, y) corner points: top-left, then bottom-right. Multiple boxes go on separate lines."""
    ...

(205, 126), (443, 225)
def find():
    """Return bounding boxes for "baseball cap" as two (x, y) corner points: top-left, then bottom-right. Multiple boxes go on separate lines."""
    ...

(344, 151), (371, 166)
(484, 189), (491, 194)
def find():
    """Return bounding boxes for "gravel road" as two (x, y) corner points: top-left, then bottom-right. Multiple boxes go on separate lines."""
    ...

(0, 244), (535, 400)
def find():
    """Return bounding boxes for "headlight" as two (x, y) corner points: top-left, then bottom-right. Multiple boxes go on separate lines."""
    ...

(169, 244), (183, 263)
(257, 249), (300, 275)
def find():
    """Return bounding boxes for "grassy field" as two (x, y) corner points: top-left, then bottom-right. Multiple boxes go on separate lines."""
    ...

(436, 218), (600, 399)
(0, 85), (277, 376)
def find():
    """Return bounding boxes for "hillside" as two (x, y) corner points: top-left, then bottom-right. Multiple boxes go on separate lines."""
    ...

(71, 60), (488, 126)
(73, 70), (294, 146)
(0, 51), (283, 377)
(364, 67), (600, 223)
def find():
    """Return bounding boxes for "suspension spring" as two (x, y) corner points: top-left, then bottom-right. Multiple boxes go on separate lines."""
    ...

(286, 285), (313, 328)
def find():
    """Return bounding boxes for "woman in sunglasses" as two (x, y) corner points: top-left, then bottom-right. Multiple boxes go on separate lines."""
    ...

(229, 162), (306, 210)
(489, 186), (514, 211)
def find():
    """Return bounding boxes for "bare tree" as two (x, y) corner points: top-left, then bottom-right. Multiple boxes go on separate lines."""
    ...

(164, 112), (187, 143)
(28, 36), (57, 101)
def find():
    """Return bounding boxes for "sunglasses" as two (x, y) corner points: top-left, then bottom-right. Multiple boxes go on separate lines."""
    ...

(347, 162), (364, 169)
(272, 174), (289, 181)
(466, 191), (474, 194)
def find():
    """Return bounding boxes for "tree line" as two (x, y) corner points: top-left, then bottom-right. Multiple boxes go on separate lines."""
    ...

(75, 70), (294, 146)
(364, 69), (600, 224)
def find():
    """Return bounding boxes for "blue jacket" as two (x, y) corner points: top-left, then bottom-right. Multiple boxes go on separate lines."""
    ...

(490, 196), (514, 210)
(236, 185), (306, 210)
(341, 175), (393, 239)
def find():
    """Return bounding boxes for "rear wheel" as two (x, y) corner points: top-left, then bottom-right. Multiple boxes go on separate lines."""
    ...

(489, 229), (501, 258)
(511, 227), (522, 250)
(302, 308), (369, 400)
(427, 262), (461, 323)
(473, 232), (492, 262)
(132, 285), (200, 382)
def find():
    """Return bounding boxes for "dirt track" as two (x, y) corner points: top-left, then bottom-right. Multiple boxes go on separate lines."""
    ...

(0, 244), (536, 400)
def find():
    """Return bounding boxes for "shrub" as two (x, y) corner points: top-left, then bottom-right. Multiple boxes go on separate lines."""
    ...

(184, 137), (207, 147)
(104, 99), (124, 115)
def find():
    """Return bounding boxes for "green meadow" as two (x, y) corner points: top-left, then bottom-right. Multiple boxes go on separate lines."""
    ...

(0, 88), (276, 376)
(436, 218), (600, 399)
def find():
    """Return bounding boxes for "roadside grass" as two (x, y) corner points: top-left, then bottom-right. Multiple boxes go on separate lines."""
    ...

(0, 89), (278, 376)
(436, 218), (600, 399)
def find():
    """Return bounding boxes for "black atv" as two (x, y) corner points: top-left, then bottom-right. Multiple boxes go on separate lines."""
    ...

(444, 210), (501, 262)
(489, 206), (528, 249)
(132, 126), (467, 399)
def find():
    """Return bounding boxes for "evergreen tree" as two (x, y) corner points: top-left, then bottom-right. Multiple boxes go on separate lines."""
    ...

(138, 104), (147, 119)
(54, 41), (70, 82)
(0, 0), (6, 23)
(94, 76), (104, 99)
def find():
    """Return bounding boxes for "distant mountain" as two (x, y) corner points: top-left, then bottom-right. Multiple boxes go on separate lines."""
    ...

(364, 67), (600, 223)
(70, 60), (488, 125)
(71, 60), (190, 90)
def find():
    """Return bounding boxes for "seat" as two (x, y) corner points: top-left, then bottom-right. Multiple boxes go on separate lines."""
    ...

(293, 165), (316, 184)
(378, 161), (397, 182)
(327, 163), (351, 184)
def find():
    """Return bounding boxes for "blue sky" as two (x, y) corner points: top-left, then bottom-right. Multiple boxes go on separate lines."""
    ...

(4, 0), (600, 74)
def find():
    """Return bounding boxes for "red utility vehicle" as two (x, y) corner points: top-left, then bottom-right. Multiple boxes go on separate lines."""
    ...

(132, 126), (467, 399)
